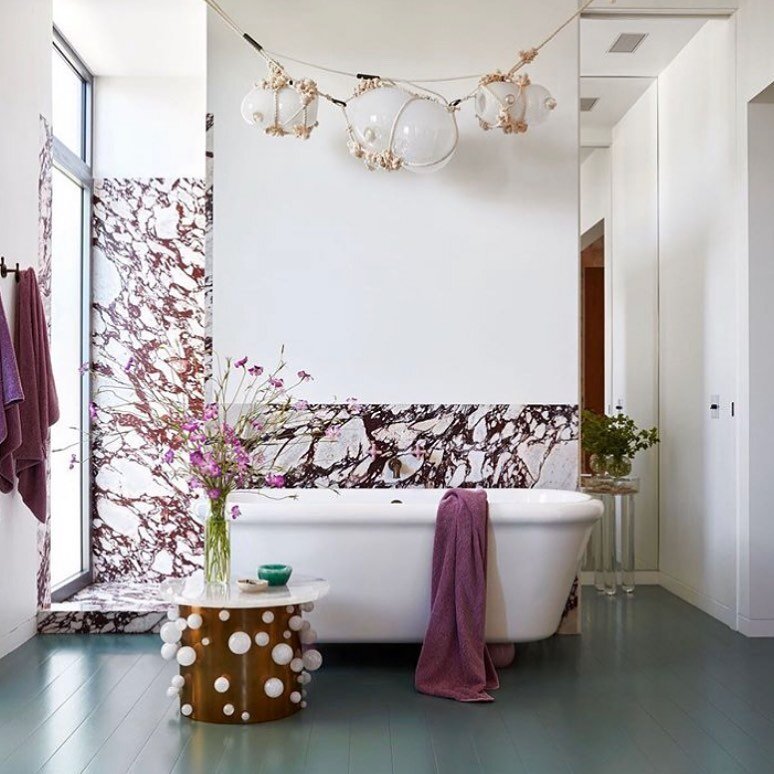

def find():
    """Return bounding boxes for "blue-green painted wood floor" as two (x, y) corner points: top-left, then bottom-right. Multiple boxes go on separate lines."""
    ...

(1, 587), (774, 774)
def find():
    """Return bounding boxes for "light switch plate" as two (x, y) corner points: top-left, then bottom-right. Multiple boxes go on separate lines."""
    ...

(710, 394), (720, 419)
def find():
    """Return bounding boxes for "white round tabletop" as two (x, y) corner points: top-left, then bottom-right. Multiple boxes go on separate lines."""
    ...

(166, 574), (330, 609)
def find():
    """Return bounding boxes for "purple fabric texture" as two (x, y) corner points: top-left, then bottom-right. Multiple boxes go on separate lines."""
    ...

(0, 291), (24, 493)
(12, 269), (59, 522)
(415, 488), (499, 702)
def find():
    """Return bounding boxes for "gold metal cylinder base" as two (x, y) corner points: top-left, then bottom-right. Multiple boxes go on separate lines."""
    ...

(177, 603), (306, 724)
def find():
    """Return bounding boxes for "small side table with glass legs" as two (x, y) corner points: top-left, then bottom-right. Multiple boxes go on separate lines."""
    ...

(580, 475), (640, 595)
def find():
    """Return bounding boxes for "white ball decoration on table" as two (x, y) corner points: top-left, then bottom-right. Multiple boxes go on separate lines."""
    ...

(202, 637), (211, 646)
(288, 615), (303, 631)
(218, 610), (230, 622)
(214, 676), (230, 693)
(160, 621), (182, 644)
(160, 643), (179, 661)
(186, 613), (203, 630)
(223, 703), (235, 716)
(166, 608), (178, 621)
(171, 675), (185, 689)
(166, 686), (180, 698)
(301, 701), (307, 709)
(301, 602), (314, 613)
(286, 606), (295, 614)
(254, 631), (270, 647)
(300, 628), (317, 645)
(262, 611), (275, 624)
(241, 62), (319, 140)
(241, 711), (250, 721)
(345, 82), (458, 173)
(264, 677), (284, 698)
(283, 631), (292, 640)
(181, 704), (193, 717)
(175, 617), (188, 631)
(298, 671), (311, 685)
(290, 691), (301, 704)
(271, 643), (293, 666)
(302, 649), (323, 671)
(228, 631), (252, 655)
(290, 658), (304, 673)
(176, 646), (197, 667)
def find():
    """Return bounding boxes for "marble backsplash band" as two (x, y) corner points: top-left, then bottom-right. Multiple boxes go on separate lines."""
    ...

(258, 403), (578, 490)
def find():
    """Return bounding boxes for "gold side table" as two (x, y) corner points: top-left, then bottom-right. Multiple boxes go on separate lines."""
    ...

(580, 475), (640, 596)
(159, 576), (329, 724)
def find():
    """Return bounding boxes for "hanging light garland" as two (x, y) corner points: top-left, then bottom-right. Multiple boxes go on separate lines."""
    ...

(204, 0), (613, 174)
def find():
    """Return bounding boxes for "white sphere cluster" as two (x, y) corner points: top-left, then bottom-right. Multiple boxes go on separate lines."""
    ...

(160, 643), (179, 661)
(301, 602), (314, 613)
(187, 613), (203, 630)
(166, 686), (179, 698)
(288, 615), (303, 631)
(283, 631), (292, 640)
(303, 649), (322, 671)
(181, 704), (193, 717)
(219, 609), (230, 621)
(254, 631), (270, 647)
(290, 691), (302, 704)
(262, 611), (274, 624)
(264, 678), (284, 698)
(176, 646), (197, 667)
(228, 631), (252, 655)
(300, 628), (317, 645)
(214, 676), (230, 693)
(298, 671), (312, 685)
(290, 658), (304, 673)
(241, 712), (250, 721)
(166, 608), (178, 621)
(202, 637), (211, 646)
(171, 675), (185, 689)
(160, 621), (182, 644)
(223, 703), (235, 716)
(272, 643), (294, 666)
(286, 606), (295, 613)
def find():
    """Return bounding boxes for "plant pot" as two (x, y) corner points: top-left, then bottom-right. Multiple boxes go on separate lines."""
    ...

(589, 454), (609, 476)
(607, 457), (632, 478)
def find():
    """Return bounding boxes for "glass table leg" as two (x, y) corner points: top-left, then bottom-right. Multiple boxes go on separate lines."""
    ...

(621, 493), (635, 593)
(602, 493), (617, 596)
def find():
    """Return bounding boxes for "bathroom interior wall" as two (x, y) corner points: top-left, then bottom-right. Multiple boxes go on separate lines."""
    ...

(610, 85), (660, 571)
(0, 0), (52, 656)
(657, 18), (738, 626)
(208, 0), (580, 406)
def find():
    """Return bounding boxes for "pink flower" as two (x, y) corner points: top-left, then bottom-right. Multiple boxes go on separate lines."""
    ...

(230, 505), (241, 519)
(182, 419), (199, 433)
(190, 450), (205, 467)
(265, 472), (285, 488)
(248, 365), (263, 377)
(346, 397), (362, 414)
(163, 449), (175, 464)
(292, 400), (309, 411)
(297, 370), (313, 381)
(187, 477), (201, 491)
(325, 425), (341, 440)
(251, 419), (265, 432)
(202, 403), (218, 421)
(207, 488), (221, 500)
(269, 377), (284, 389)
(234, 357), (248, 368)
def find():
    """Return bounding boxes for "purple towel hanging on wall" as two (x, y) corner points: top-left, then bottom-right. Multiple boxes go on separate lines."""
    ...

(0, 290), (24, 493)
(13, 269), (59, 522)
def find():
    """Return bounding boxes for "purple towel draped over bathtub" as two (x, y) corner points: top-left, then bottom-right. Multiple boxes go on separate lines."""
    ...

(0, 291), (24, 493)
(415, 488), (499, 702)
(12, 269), (59, 522)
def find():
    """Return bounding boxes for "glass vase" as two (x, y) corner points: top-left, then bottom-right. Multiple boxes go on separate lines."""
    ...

(204, 501), (231, 586)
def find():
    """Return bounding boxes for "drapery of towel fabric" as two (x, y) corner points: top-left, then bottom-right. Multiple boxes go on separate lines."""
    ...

(415, 488), (499, 702)
(0, 291), (23, 493)
(13, 269), (59, 522)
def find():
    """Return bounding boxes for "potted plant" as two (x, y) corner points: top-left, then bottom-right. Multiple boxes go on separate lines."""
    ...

(581, 410), (659, 478)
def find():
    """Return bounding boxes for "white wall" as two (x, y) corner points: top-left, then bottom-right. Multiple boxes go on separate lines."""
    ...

(580, 148), (611, 237)
(94, 76), (205, 178)
(0, 0), (52, 657)
(735, 0), (774, 636)
(610, 85), (660, 570)
(209, 0), (579, 405)
(658, 19), (738, 626)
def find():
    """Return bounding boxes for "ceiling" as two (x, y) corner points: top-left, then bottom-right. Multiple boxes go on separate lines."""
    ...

(53, 0), (205, 77)
(580, 16), (707, 143)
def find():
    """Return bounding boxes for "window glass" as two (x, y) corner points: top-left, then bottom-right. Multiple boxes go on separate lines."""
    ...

(52, 47), (84, 158)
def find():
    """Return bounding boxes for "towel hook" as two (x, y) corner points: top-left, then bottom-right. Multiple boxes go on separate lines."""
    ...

(0, 256), (21, 283)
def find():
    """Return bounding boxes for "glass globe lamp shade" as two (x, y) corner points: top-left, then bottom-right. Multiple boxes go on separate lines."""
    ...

(522, 83), (557, 126)
(240, 85), (319, 134)
(346, 86), (458, 173)
(474, 80), (526, 127)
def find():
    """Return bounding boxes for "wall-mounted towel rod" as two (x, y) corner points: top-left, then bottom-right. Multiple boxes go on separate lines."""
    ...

(0, 256), (21, 283)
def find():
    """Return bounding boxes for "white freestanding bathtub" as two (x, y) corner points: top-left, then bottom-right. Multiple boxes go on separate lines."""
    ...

(227, 488), (602, 643)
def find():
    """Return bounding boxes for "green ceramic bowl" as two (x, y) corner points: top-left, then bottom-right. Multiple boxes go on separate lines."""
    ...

(258, 564), (293, 586)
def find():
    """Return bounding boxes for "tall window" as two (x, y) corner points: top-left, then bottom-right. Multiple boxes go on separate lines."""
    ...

(50, 30), (92, 598)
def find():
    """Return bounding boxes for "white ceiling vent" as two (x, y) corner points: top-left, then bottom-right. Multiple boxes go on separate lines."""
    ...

(608, 33), (648, 54)
(580, 97), (599, 112)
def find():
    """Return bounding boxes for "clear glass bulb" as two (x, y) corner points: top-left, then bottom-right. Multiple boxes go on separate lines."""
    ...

(523, 84), (557, 126)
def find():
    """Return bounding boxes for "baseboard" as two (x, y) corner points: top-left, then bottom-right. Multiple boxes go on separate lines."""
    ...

(737, 614), (774, 637)
(0, 615), (37, 659)
(580, 570), (660, 585)
(658, 571), (737, 629)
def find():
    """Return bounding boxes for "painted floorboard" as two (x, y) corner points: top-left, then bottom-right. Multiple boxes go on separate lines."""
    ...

(2, 588), (774, 773)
